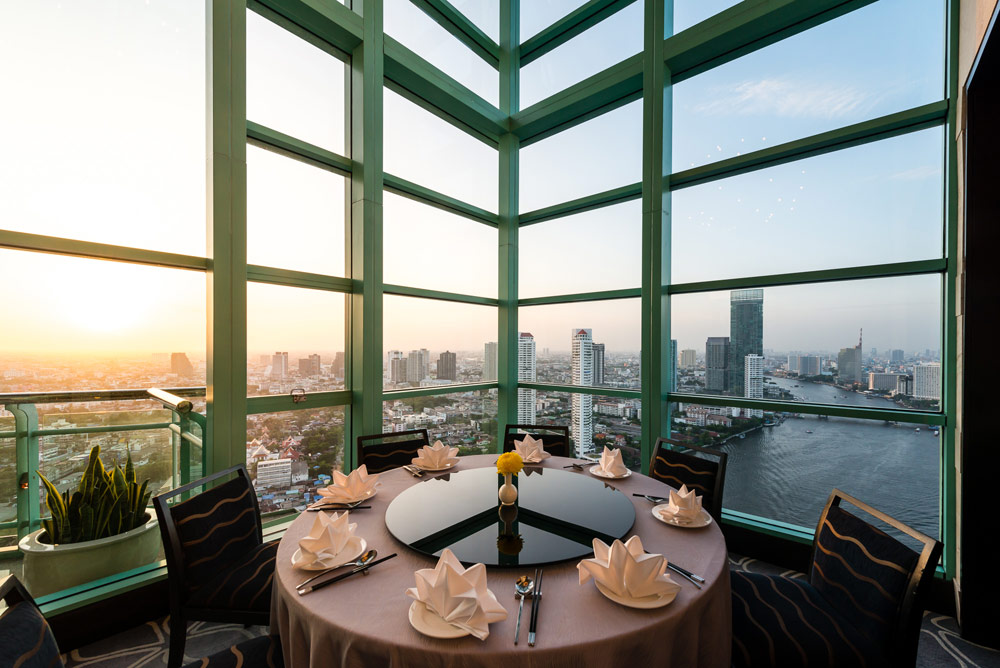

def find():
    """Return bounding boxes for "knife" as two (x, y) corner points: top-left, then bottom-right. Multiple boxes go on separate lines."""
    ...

(298, 553), (398, 594)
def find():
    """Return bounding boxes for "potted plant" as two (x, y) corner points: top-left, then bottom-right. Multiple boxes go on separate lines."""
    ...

(18, 445), (162, 596)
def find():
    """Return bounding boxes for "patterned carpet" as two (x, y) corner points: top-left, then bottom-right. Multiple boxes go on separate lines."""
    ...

(60, 555), (1000, 667)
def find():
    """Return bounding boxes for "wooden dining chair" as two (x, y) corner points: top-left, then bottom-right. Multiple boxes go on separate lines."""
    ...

(731, 489), (942, 668)
(503, 424), (571, 458)
(0, 575), (64, 668)
(356, 428), (429, 474)
(648, 437), (727, 520)
(154, 464), (278, 668)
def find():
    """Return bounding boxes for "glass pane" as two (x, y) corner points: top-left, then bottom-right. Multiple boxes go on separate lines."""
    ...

(451, 0), (499, 42)
(521, 2), (642, 109)
(676, 402), (939, 542)
(247, 144), (347, 276)
(671, 129), (945, 283)
(520, 100), (642, 212)
(247, 283), (346, 396)
(383, 390), (498, 454)
(384, 88), (499, 212)
(247, 407), (345, 510)
(531, 390), (642, 467)
(0, 251), (206, 393)
(383, 297), (498, 389)
(385, 0), (497, 105)
(520, 200), (641, 297)
(518, 300), (641, 389)
(670, 275), (943, 410)
(672, 0), (741, 34)
(383, 192), (497, 298)
(672, 0), (946, 171)
(247, 10), (346, 155)
(521, 0), (588, 41)
(0, 1), (206, 256)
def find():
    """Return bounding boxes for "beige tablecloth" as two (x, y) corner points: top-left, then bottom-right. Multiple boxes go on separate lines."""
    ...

(272, 455), (731, 668)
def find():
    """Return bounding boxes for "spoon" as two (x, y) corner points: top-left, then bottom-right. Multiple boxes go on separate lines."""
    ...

(296, 549), (378, 590)
(513, 574), (535, 645)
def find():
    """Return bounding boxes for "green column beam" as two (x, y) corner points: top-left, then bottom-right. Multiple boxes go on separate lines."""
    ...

(9, 404), (40, 537)
(411, 0), (500, 66)
(206, 0), (248, 474)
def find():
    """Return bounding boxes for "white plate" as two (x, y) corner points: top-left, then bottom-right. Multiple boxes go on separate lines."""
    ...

(411, 460), (459, 472)
(291, 536), (367, 571)
(317, 486), (378, 505)
(594, 580), (678, 609)
(651, 504), (713, 528)
(408, 600), (470, 638)
(589, 465), (632, 479)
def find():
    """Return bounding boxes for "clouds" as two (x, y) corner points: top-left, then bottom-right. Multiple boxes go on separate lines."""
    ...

(693, 78), (879, 120)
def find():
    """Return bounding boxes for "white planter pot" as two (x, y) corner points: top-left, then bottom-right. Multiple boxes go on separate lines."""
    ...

(18, 514), (162, 597)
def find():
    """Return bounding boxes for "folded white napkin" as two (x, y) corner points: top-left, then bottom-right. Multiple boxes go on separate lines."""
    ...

(412, 440), (460, 469)
(406, 548), (507, 640)
(514, 434), (551, 463)
(318, 464), (380, 502)
(597, 446), (629, 477)
(578, 535), (681, 600)
(292, 511), (358, 568)
(660, 484), (703, 522)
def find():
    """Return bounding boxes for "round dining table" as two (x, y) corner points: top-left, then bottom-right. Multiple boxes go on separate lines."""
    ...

(271, 454), (731, 668)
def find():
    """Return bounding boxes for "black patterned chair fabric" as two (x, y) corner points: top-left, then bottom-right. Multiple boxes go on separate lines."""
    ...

(356, 429), (429, 473)
(731, 489), (942, 668)
(154, 465), (275, 668)
(0, 576), (64, 668)
(502, 424), (571, 458)
(182, 634), (284, 668)
(648, 438), (727, 520)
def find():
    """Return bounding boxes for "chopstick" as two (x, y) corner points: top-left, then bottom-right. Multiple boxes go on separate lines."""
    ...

(298, 553), (398, 594)
(667, 563), (703, 589)
(528, 568), (543, 647)
(306, 505), (371, 512)
(667, 562), (705, 583)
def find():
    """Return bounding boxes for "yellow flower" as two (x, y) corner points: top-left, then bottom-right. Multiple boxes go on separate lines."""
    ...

(496, 451), (524, 476)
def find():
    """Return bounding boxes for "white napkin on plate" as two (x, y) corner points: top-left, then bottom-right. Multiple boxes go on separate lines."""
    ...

(514, 434), (551, 463)
(292, 511), (358, 568)
(412, 440), (460, 469)
(660, 484), (703, 522)
(406, 548), (507, 640)
(577, 535), (681, 600)
(318, 465), (380, 502)
(597, 446), (629, 477)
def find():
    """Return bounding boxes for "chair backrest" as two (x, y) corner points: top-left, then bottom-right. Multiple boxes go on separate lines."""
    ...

(153, 465), (263, 600)
(356, 429), (429, 474)
(648, 438), (728, 520)
(0, 575), (65, 668)
(503, 424), (571, 458)
(810, 489), (942, 668)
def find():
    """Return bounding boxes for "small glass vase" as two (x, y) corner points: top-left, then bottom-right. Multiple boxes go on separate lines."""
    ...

(498, 473), (517, 506)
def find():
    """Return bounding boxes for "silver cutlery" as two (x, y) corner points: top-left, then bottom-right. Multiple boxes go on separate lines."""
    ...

(402, 465), (424, 477)
(528, 568), (543, 647)
(296, 549), (378, 590)
(513, 574), (534, 645)
(298, 552), (398, 594)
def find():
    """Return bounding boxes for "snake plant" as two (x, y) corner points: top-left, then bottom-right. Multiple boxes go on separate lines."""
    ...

(38, 445), (152, 544)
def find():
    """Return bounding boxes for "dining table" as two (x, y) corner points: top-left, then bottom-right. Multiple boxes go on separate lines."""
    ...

(271, 454), (731, 668)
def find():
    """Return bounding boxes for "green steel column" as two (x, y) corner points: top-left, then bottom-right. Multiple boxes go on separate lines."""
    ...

(206, 0), (248, 474)
(640, 0), (669, 473)
(497, 0), (519, 444)
(347, 0), (385, 468)
(10, 404), (40, 537)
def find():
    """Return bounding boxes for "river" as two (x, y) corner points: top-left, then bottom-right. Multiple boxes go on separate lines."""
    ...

(711, 377), (940, 542)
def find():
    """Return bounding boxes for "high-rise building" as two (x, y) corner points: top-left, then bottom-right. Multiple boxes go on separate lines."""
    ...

(913, 363), (941, 400)
(437, 351), (457, 381)
(592, 343), (605, 385)
(407, 349), (429, 384)
(890, 349), (905, 363)
(387, 350), (405, 383)
(788, 355), (821, 376)
(271, 352), (288, 379)
(744, 354), (764, 418)
(517, 332), (536, 423)
(255, 458), (292, 489)
(706, 337), (730, 392)
(333, 351), (345, 377)
(869, 372), (905, 391)
(170, 352), (194, 375)
(298, 354), (321, 376)
(669, 339), (678, 393)
(837, 330), (863, 385)
(484, 342), (498, 381)
(728, 289), (764, 395)
(571, 329), (594, 453)
(680, 349), (697, 369)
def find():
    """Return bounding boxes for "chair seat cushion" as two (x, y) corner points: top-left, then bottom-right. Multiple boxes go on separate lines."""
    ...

(0, 601), (64, 668)
(188, 542), (279, 612)
(731, 570), (885, 668)
(183, 634), (284, 668)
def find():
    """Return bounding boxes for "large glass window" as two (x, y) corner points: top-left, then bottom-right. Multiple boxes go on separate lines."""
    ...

(672, 1), (742, 34)
(531, 390), (642, 469)
(520, 1), (589, 41)
(383, 390), (498, 454)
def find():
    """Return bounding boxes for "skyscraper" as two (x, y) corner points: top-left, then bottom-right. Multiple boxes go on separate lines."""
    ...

(837, 330), (863, 386)
(913, 363), (941, 400)
(387, 350), (406, 384)
(170, 352), (194, 375)
(592, 342), (605, 386)
(728, 289), (763, 395)
(298, 354), (321, 376)
(407, 349), (429, 384)
(437, 351), (457, 380)
(680, 349), (697, 369)
(333, 351), (345, 377)
(484, 342), (498, 381)
(890, 349), (905, 364)
(669, 339), (678, 393)
(744, 354), (764, 418)
(705, 337), (730, 392)
(517, 332), (536, 423)
(271, 352), (288, 379)
(571, 329), (594, 453)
